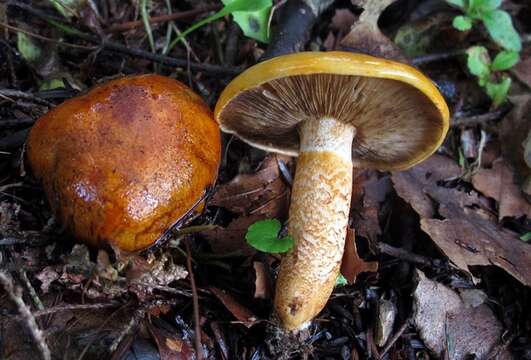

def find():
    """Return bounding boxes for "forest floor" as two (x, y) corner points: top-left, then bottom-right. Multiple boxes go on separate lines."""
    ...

(0, 0), (530, 359)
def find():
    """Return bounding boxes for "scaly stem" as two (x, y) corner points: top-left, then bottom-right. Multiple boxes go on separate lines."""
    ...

(275, 117), (355, 331)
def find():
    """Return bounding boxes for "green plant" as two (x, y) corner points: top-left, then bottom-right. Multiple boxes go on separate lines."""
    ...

(448, 0), (521, 51)
(245, 219), (294, 253)
(466, 46), (518, 106)
(447, 0), (521, 105)
(169, 0), (272, 51)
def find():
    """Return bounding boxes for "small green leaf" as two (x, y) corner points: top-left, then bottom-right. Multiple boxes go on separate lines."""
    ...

(336, 273), (348, 287)
(39, 78), (66, 91)
(520, 232), (531, 242)
(466, 46), (491, 79)
(491, 51), (519, 71)
(473, 0), (502, 12)
(485, 77), (511, 106)
(445, 0), (466, 9)
(245, 219), (294, 253)
(453, 15), (473, 31)
(223, 0), (272, 43)
(48, 0), (87, 18)
(482, 10), (522, 51)
(169, 0), (272, 50)
(17, 32), (42, 63)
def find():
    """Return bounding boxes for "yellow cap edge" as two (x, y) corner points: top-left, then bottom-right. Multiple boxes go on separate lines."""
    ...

(214, 51), (450, 171)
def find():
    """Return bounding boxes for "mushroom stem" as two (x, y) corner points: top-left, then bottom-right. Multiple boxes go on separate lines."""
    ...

(275, 117), (355, 331)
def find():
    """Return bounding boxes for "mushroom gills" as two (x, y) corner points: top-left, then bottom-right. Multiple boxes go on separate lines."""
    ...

(275, 117), (355, 331)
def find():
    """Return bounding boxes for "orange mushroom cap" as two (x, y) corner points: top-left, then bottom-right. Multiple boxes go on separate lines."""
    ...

(215, 51), (449, 171)
(27, 75), (221, 252)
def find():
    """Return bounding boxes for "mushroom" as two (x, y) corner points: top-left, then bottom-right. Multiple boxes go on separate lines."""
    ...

(27, 74), (221, 252)
(215, 51), (449, 331)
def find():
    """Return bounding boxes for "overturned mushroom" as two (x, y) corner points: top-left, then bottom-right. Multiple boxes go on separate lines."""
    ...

(215, 51), (449, 331)
(27, 75), (221, 252)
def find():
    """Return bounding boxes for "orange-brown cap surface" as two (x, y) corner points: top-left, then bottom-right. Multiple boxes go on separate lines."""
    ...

(27, 75), (221, 252)
(215, 51), (449, 171)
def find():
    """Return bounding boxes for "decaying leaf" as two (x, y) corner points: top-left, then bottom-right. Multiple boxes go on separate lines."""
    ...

(471, 159), (531, 219)
(351, 170), (393, 241)
(413, 270), (505, 359)
(512, 47), (531, 88)
(393, 155), (531, 286)
(340, 0), (406, 61)
(340, 228), (379, 284)
(203, 154), (291, 254)
(210, 287), (258, 328)
(499, 95), (531, 195)
(253, 261), (273, 299)
(146, 321), (194, 360)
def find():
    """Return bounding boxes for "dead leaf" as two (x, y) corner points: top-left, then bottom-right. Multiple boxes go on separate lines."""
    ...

(210, 287), (258, 328)
(146, 322), (194, 360)
(331, 8), (357, 34)
(392, 155), (531, 286)
(413, 270), (505, 359)
(512, 47), (531, 88)
(253, 261), (273, 299)
(211, 154), (291, 217)
(202, 214), (261, 256)
(203, 154), (291, 255)
(499, 95), (531, 192)
(351, 170), (393, 241)
(340, 0), (406, 61)
(340, 228), (379, 284)
(472, 159), (531, 219)
(35, 266), (59, 293)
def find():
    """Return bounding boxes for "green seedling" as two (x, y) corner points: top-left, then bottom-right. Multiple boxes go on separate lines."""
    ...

(447, 0), (522, 106)
(335, 273), (348, 287)
(466, 46), (518, 106)
(245, 219), (294, 253)
(520, 232), (531, 242)
(447, 0), (521, 52)
(169, 0), (272, 51)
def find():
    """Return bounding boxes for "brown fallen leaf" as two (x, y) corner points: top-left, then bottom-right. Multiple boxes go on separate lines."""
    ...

(472, 158), (531, 219)
(512, 47), (531, 88)
(331, 8), (357, 34)
(351, 170), (393, 241)
(210, 287), (258, 328)
(145, 321), (194, 360)
(413, 270), (506, 359)
(253, 261), (273, 299)
(203, 154), (291, 255)
(340, 228), (379, 284)
(392, 155), (531, 286)
(210, 154), (291, 217)
(340, 0), (406, 61)
(499, 95), (531, 193)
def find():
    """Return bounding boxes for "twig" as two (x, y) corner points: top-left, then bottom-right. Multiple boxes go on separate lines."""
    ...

(412, 49), (466, 65)
(18, 269), (44, 311)
(108, 307), (146, 353)
(378, 318), (410, 359)
(9, 2), (241, 76)
(23, 302), (121, 319)
(0, 89), (52, 106)
(106, 5), (220, 33)
(185, 240), (203, 360)
(0, 271), (51, 360)
(377, 242), (439, 268)
(77, 302), (131, 360)
(451, 105), (511, 127)
(0, 236), (49, 247)
(0, 21), (97, 50)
